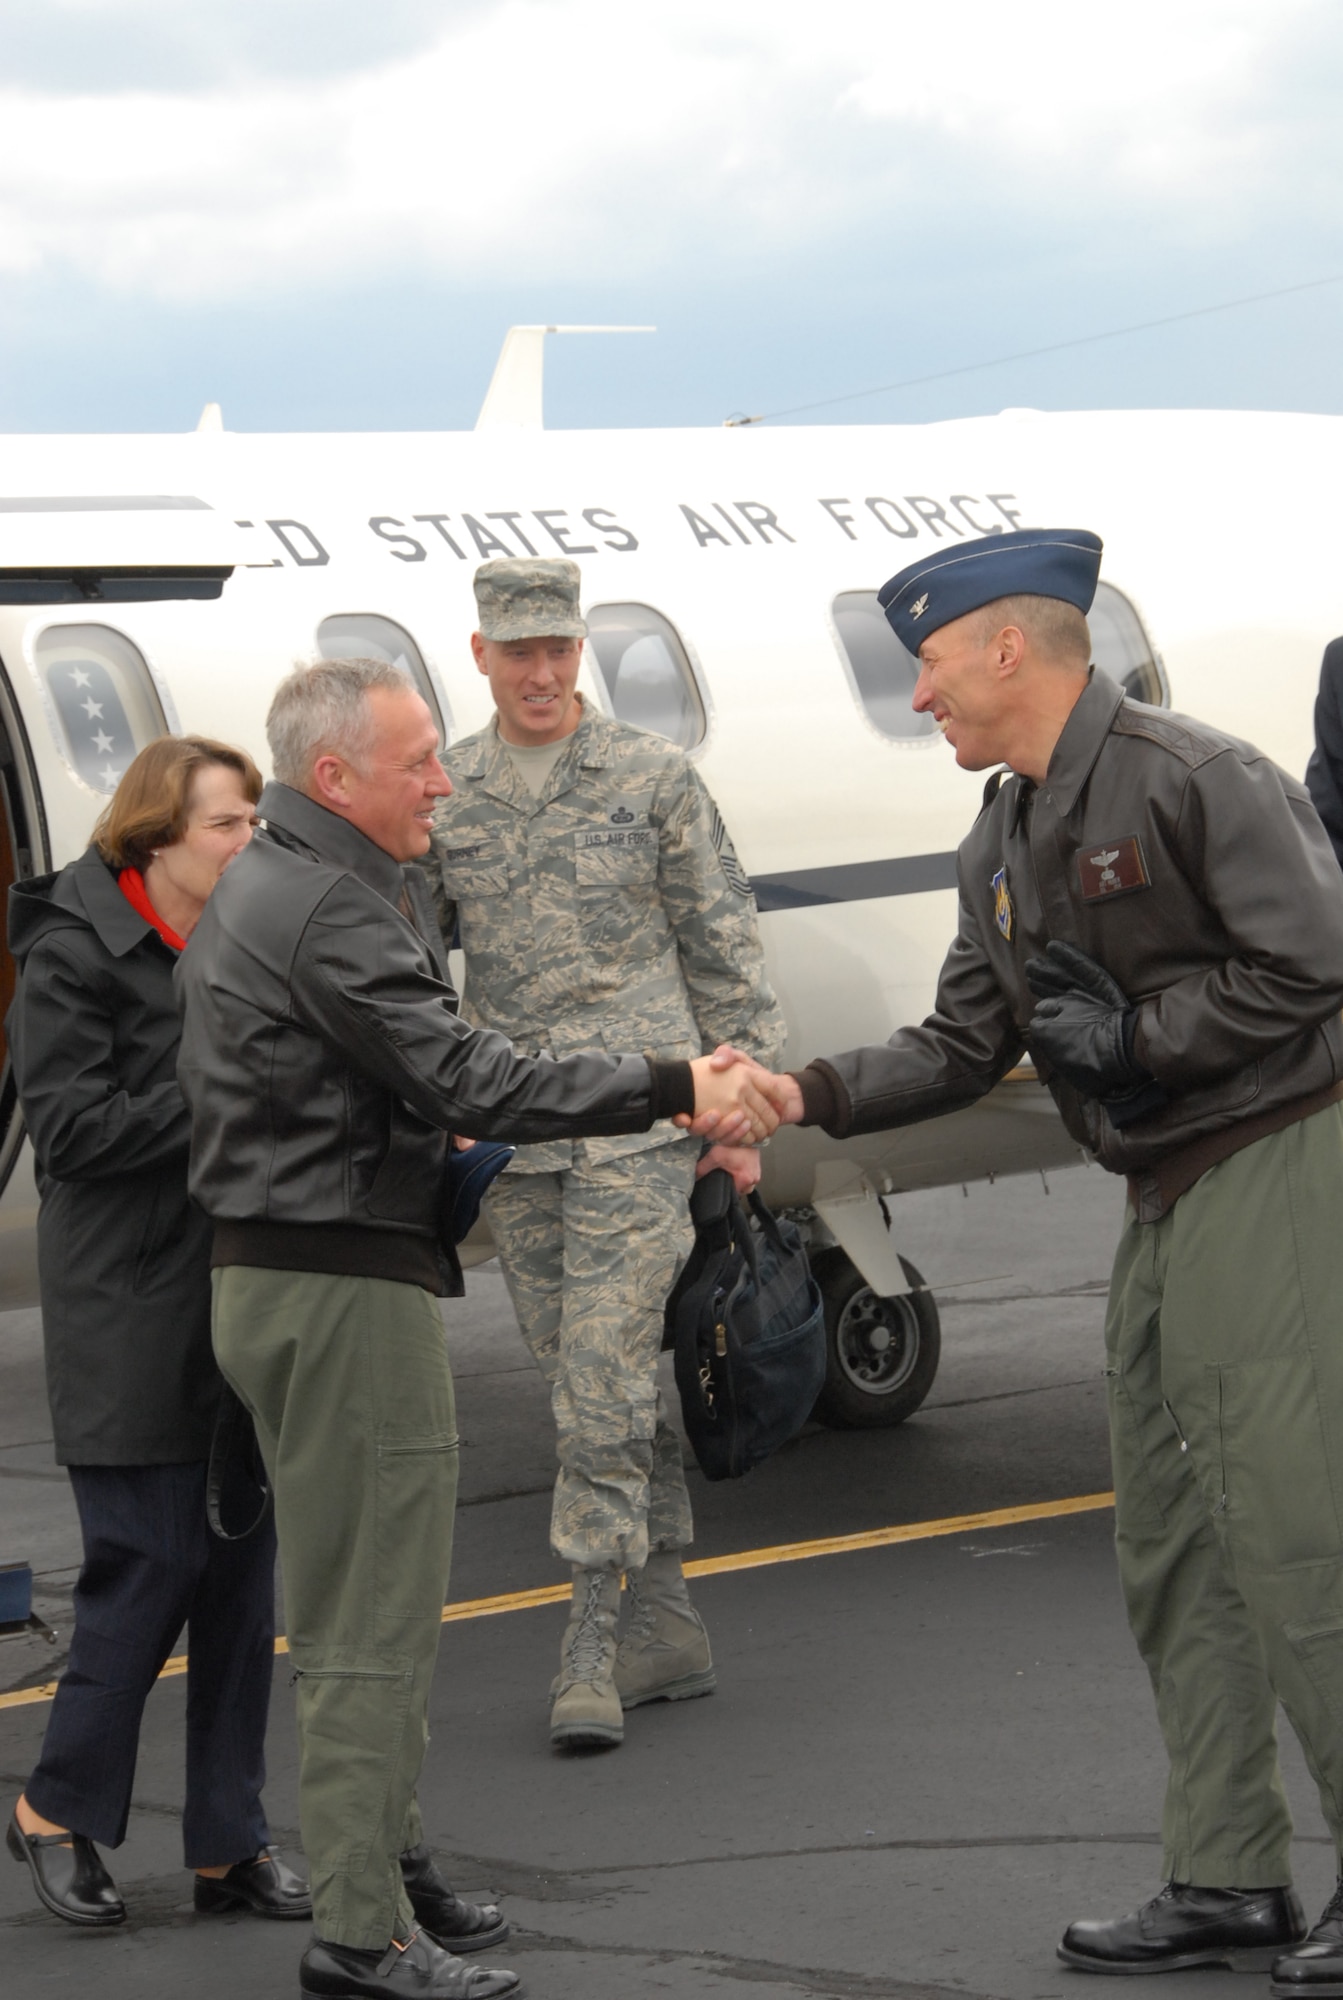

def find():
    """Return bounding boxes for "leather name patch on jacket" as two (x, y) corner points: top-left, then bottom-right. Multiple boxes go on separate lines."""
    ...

(1077, 834), (1150, 902)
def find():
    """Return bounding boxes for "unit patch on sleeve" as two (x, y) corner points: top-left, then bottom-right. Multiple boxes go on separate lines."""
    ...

(709, 804), (753, 899)
(1077, 834), (1150, 903)
(991, 865), (1014, 941)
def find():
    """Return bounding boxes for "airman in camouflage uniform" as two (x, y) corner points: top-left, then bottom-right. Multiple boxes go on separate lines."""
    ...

(424, 558), (785, 1749)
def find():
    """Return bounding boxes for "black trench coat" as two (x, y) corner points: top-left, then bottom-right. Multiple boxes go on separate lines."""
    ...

(1306, 636), (1343, 874)
(7, 847), (219, 1464)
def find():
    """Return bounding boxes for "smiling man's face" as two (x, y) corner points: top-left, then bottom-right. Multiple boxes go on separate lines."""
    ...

(336, 686), (450, 859)
(910, 609), (1016, 771)
(472, 632), (584, 746)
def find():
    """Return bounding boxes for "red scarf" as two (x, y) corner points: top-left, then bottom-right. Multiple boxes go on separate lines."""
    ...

(118, 867), (187, 953)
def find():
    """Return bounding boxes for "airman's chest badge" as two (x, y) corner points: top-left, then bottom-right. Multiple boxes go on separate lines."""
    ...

(1077, 834), (1150, 902)
(991, 866), (1014, 941)
(610, 806), (634, 824)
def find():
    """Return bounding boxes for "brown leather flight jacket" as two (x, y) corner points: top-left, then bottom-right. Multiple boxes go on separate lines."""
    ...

(804, 670), (1343, 1192)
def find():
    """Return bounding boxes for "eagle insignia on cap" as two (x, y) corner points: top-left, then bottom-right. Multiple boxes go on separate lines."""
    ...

(876, 527), (1102, 653)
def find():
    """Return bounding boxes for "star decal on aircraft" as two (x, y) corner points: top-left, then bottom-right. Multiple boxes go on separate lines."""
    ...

(81, 697), (104, 720)
(92, 730), (114, 754)
(70, 668), (92, 689)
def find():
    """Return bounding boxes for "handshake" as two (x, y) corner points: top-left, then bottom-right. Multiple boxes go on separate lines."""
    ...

(677, 1046), (803, 1167)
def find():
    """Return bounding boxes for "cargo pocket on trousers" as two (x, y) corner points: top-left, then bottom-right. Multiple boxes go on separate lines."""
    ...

(290, 1664), (414, 1867)
(1214, 1360), (1343, 1569)
(1284, 1618), (1343, 1730)
(374, 1436), (459, 1620)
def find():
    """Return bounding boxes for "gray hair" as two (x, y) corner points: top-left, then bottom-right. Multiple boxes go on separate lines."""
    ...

(266, 657), (416, 788)
(971, 594), (1091, 665)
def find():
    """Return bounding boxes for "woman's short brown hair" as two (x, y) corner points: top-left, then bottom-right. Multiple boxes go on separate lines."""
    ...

(93, 736), (263, 872)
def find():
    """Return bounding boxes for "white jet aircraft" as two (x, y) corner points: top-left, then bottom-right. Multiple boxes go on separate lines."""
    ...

(0, 325), (1337, 1427)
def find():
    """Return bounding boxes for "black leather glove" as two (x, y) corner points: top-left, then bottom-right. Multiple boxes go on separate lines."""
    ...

(1024, 941), (1167, 1129)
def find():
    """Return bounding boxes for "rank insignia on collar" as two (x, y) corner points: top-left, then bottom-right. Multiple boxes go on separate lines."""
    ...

(991, 866), (1013, 941)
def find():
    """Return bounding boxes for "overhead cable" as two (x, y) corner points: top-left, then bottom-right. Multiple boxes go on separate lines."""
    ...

(722, 271), (1343, 426)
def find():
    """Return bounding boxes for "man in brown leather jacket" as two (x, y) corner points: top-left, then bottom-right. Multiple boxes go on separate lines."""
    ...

(736, 531), (1343, 1994)
(178, 659), (774, 2000)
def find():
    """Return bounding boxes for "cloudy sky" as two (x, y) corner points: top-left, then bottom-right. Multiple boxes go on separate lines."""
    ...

(1, 0), (1340, 433)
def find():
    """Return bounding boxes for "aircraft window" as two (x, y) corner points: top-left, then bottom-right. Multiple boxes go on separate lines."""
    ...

(1091, 581), (1167, 706)
(585, 603), (706, 751)
(316, 613), (451, 743)
(33, 624), (170, 794)
(830, 591), (938, 741)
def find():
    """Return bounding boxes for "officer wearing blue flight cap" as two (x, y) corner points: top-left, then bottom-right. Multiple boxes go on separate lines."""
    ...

(876, 525), (1104, 654)
(705, 528), (1343, 1989)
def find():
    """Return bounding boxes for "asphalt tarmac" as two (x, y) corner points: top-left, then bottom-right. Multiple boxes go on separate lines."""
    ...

(1, 1161), (1335, 2000)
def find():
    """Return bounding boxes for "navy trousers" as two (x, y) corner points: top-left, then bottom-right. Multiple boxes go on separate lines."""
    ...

(26, 1461), (277, 1866)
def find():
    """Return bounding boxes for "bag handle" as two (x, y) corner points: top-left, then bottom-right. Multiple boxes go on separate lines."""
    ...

(687, 1166), (764, 1299)
(745, 1187), (790, 1259)
(689, 1164), (736, 1232)
(726, 1184), (764, 1297)
(206, 1384), (274, 1542)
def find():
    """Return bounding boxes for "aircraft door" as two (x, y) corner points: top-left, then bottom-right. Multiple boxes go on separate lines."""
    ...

(0, 650), (47, 1195)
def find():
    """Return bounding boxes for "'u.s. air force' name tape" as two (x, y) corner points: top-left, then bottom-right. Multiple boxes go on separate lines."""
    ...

(574, 826), (656, 852)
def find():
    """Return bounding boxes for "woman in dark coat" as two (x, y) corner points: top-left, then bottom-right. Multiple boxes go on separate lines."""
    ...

(4, 736), (309, 1928)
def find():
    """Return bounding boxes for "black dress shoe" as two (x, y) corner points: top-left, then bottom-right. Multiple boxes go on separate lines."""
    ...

(300, 1930), (520, 1998)
(194, 1844), (312, 1918)
(400, 1842), (509, 1952)
(1059, 1881), (1306, 1973)
(1272, 1879), (1343, 1995)
(6, 1810), (126, 1927)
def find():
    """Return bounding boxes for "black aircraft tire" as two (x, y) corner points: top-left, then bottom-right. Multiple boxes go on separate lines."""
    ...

(811, 1249), (941, 1430)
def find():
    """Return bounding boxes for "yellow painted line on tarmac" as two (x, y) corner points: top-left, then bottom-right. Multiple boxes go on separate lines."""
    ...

(0, 1490), (1114, 1713)
(681, 1489), (1115, 1576)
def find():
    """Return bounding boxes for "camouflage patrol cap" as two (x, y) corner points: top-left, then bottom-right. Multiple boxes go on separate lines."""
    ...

(473, 558), (587, 642)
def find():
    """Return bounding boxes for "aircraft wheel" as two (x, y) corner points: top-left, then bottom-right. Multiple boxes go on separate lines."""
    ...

(811, 1249), (941, 1430)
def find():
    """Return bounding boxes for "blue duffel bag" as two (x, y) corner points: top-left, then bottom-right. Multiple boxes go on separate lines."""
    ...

(664, 1166), (826, 1481)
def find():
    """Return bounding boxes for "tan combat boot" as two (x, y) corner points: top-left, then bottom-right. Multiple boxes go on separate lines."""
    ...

(549, 1566), (624, 1749)
(613, 1550), (716, 1709)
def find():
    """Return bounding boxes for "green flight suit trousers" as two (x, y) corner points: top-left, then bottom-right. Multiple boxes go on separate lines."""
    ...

(212, 1268), (457, 1949)
(1107, 1102), (1343, 1887)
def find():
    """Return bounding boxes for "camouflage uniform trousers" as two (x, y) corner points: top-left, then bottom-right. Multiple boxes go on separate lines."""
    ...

(483, 1138), (698, 1573)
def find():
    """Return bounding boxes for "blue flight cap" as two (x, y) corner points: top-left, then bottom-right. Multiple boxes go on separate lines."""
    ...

(877, 528), (1103, 652)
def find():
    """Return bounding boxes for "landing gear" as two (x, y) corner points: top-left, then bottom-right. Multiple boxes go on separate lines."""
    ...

(811, 1249), (941, 1430)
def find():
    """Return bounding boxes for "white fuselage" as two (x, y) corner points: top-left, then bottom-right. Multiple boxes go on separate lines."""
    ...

(0, 406), (1335, 1267)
